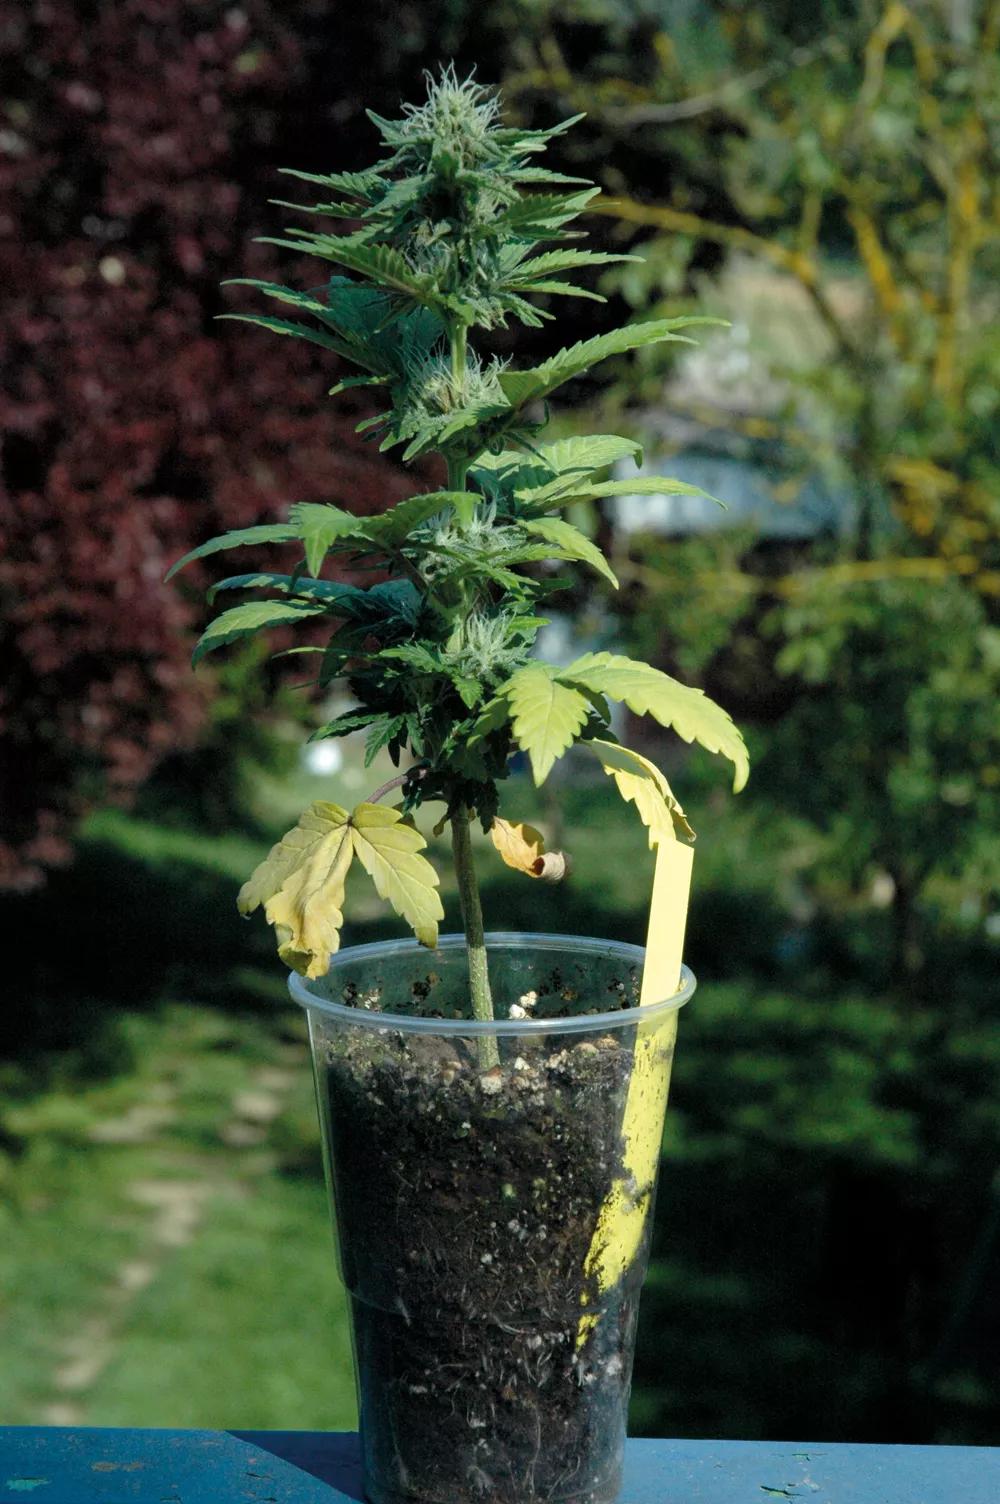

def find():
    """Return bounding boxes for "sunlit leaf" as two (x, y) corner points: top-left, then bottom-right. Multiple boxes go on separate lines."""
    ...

(349, 803), (443, 948)
(562, 653), (749, 792)
(502, 663), (590, 785)
(522, 517), (619, 587)
(290, 502), (371, 575)
(583, 739), (695, 845)
(258, 235), (437, 305)
(505, 249), (638, 284)
(192, 599), (327, 663)
(497, 319), (719, 407)
(566, 476), (726, 509)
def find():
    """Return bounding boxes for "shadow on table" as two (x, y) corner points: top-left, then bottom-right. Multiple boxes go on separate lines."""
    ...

(230, 1430), (363, 1500)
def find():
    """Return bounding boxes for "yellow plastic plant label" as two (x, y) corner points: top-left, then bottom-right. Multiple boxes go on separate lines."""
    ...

(577, 839), (694, 1345)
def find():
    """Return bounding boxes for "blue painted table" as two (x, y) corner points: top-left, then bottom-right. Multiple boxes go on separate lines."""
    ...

(1, 1429), (998, 1503)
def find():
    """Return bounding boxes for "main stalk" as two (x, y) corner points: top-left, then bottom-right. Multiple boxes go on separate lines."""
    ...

(451, 806), (499, 1069)
(447, 321), (499, 1066)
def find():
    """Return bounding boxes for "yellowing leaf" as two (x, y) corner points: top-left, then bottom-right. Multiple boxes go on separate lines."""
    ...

(503, 663), (590, 785)
(348, 802), (443, 949)
(238, 801), (354, 979)
(238, 800), (443, 974)
(583, 739), (695, 845)
(561, 652), (749, 793)
(489, 816), (547, 875)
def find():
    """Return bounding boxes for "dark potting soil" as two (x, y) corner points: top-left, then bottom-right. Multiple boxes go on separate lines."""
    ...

(317, 978), (663, 1504)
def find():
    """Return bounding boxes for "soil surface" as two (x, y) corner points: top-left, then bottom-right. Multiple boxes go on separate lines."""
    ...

(317, 972), (662, 1504)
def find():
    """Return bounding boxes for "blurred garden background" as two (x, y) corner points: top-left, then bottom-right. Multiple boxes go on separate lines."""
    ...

(3, 0), (1000, 1445)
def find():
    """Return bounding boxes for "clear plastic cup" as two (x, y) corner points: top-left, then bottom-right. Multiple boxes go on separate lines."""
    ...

(290, 933), (695, 1504)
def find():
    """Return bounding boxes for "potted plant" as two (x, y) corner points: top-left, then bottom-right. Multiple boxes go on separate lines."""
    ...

(170, 68), (748, 1504)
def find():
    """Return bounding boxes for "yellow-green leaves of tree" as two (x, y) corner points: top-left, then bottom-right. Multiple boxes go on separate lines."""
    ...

(238, 801), (442, 977)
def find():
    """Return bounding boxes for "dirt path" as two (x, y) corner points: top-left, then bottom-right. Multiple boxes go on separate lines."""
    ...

(37, 1045), (307, 1424)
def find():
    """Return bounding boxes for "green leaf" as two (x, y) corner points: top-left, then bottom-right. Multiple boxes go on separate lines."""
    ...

(364, 714), (407, 766)
(522, 518), (619, 587)
(471, 435), (643, 507)
(537, 433), (643, 474)
(497, 318), (719, 407)
(561, 652), (749, 792)
(494, 115), (587, 149)
(376, 644), (442, 673)
(166, 524), (301, 581)
(269, 196), (367, 220)
(216, 312), (350, 356)
(582, 739), (696, 845)
(501, 663), (590, 785)
(207, 573), (366, 609)
(494, 189), (598, 231)
(364, 491), (465, 546)
(505, 249), (638, 283)
(342, 578), (422, 628)
(514, 280), (606, 303)
(468, 695), (512, 744)
(502, 293), (553, 327)
(259, 236), (436, 304)
(509, 614), (550, 635)
(237, 801), (354, 978)
(277, 166), (384, 198)
(509, 166), (593, 186)
(289, 502), (371, 575)
(566, 476), (726, 508)
(192, 599), (327, 663)
(222, 280), (341, 318)
(349, 803), (443, 948)
(309, 710), (381, 742)
(453, 675), (483, 710)
(328, 374), (387, 397)
(396, 399), (510, 461)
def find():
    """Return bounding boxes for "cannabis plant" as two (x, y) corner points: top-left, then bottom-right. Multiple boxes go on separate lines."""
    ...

(170, 68), (748, 1030)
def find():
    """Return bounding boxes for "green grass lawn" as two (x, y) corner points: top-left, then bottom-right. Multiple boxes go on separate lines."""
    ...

(0, 999), (355, 1427)
(2, 749), (998, 1439)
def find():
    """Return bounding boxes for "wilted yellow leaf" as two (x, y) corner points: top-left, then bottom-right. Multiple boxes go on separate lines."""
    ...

(583, 739), (695, 845)
(238, 800), (443, 976)
(238, 802), (354, 979)
(489, 816), (547, 876)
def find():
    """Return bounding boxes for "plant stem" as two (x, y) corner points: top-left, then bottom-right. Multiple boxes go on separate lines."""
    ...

(447, 453), (469, 493)
(447, 321), (470, 495)
(446, 320), (496, 1065)
(451, 805), (500, 1070)
(450, 320), (467, 390)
